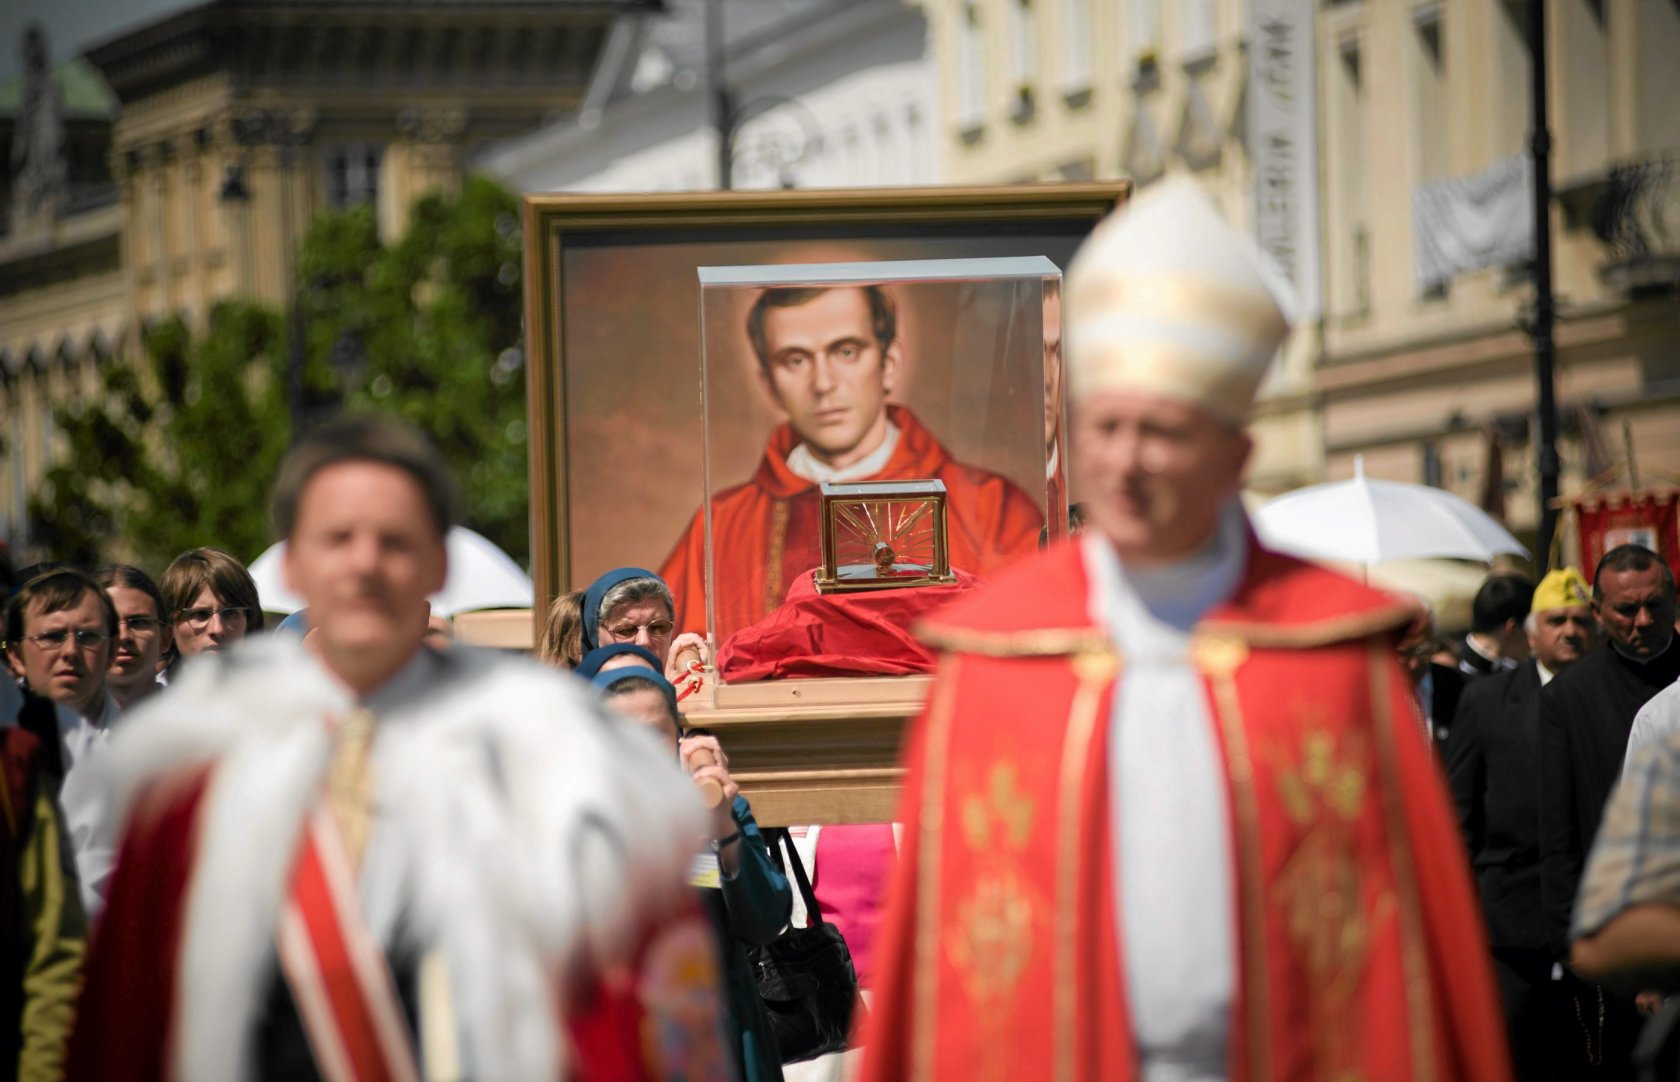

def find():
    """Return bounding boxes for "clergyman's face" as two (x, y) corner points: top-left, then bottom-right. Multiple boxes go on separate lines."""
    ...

(1043, 290), (1063, 449)
(1593, 565), (1676, 658)
(1528, 606), (1595, 672)
(1071, 389), (1251, 565)
(758, 288), (900, 469)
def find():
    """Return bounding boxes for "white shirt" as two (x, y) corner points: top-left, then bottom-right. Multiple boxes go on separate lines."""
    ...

(1088, 501), (1247, 1081)
(784, 421), (900, 484)
(56, 690), (122, 916)
(1625, 677), (1680, 773)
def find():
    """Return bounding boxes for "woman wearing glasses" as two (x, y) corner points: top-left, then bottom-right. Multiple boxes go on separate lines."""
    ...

(581, 566), (712, 687)
(160, 547), (265, 670)
(96, 565), (172, 709)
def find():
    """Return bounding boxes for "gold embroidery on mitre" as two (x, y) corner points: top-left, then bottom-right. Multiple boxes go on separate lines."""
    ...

(1267, 721), (1390, 1082)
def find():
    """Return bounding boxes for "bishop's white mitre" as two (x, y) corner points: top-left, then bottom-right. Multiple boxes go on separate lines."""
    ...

(1065, 177), (1295, 423)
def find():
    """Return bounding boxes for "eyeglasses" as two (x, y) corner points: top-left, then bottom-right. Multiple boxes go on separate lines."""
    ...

(604, 619), (675, 641)
(177, 606), (249, 630)
(22, 629), (110, 652)
(117, 615), (161, 634)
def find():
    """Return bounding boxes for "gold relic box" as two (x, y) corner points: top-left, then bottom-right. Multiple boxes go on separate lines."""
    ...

(815, 479), (955, 594)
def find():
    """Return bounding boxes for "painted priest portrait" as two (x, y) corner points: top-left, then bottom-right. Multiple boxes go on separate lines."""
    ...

(659, 281), (1045, 645)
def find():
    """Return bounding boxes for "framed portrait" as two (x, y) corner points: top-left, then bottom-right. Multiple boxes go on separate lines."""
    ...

(523, 185), (1128, 822)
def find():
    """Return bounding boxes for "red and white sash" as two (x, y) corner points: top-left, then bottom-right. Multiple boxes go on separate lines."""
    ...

(276, 806), (422, 1082)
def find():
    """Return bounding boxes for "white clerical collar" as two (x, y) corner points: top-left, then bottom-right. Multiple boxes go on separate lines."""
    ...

(1087, 499), (1250, 641)
(1536, 659), (1556, 686)
(785, 421), (900, 484)
(1046, 443), (1060, 480)
(1611, 635), (1676, 666)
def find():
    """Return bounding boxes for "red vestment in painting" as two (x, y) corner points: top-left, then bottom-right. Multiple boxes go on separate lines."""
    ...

(859, 535), (1512, 1082)
(658, 406), (1044, 643)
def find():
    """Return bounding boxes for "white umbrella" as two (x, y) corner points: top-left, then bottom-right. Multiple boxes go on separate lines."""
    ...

(1254, 457), (1530, 564)
(248, 526), (534, 619)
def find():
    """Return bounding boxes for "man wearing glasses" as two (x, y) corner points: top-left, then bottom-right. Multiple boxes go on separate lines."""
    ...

(0, 566), (88, 1082)
(4, 567), (118, 915)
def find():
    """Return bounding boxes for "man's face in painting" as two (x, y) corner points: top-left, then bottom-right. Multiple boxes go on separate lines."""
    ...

(756, 287), (902, 471)
(1043, 288), (1063, 451)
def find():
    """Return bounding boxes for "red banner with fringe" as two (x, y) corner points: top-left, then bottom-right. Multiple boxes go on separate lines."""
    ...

(1570, 489), (1680, 585)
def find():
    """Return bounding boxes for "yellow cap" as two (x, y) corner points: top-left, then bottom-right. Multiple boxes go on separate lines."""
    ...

(1532, 567), (1591, 613)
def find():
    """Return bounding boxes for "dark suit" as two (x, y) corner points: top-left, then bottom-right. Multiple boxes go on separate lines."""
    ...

(1446, 661), (1573, 1080)
(1535, 639), (1680, 1080)
(1426, 661), (1465, 752)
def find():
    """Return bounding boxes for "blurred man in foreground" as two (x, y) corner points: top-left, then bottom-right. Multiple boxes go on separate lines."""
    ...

(860, 179), (1509, 1081)
(70, 416), (728, 1081)
(1446, 567), (1597, 1079)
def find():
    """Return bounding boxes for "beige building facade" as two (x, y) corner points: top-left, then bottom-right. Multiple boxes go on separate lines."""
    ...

(918, 0), (1324, 493)
(922, 0), (1680, 556)
(0, 1), (630, 557)
(1317, 0), (1680, 556)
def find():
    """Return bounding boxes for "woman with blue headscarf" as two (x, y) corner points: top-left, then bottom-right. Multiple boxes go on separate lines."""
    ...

(581, 567), (711, 689)
(596, 664), (791, 1081)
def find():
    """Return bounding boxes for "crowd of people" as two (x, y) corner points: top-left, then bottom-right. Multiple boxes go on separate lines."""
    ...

(1, 175), (1678, 1082)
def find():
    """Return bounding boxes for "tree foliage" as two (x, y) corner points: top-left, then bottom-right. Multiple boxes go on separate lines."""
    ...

(300, 174), (530, 564)
(29, 302), (289, 569)
(28, 174), (530, 572)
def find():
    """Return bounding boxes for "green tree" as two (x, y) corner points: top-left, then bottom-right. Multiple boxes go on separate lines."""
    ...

(29, 302), (289, 569)
(296, 174), (530, 564)
(28, 175), (530, 571)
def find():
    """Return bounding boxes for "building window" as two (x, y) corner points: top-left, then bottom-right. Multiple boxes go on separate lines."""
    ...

(1560, 0), (1609, 173)
(1412, 9), (1448, 181)
(1329, 36), (1369, 318)
(1635, 0), (1680, 153)
(1494, 0), (1531, 159)
(1182, 0), (1217, 59)
(323, 143), (383, 209)
(958, 3), (986, 132)
(1011, 0), (1038, 119)
(1061, 0), (1092, 94)
(1128, 0), (1161, 65)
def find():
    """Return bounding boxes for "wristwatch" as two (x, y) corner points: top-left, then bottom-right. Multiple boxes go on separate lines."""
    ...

(710, 831), (743, 853)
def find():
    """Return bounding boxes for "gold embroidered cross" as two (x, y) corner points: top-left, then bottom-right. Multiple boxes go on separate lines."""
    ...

(960, 763), (1035, 853)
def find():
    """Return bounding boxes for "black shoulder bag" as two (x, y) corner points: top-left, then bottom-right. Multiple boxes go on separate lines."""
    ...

(749, 829), (868, 1063)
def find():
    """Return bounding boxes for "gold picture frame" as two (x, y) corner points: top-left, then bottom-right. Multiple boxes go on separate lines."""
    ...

(522, 183), (1128, 823)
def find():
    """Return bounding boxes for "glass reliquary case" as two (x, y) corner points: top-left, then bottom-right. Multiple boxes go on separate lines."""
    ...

(814, 479), (956, 594)
(694, 255), (1067, 685)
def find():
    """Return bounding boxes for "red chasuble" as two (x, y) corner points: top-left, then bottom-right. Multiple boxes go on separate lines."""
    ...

(860, 537), (1512, 1082)
(658, 406), (1044, 643)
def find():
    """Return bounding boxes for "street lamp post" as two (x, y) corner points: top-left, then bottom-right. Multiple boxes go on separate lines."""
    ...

(1528, 0), (1560, 564)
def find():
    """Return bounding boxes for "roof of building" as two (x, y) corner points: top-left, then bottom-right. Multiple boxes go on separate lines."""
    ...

(0, 56), (116, 118)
